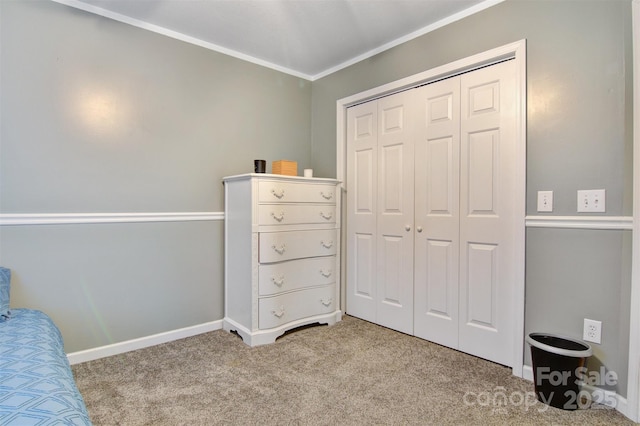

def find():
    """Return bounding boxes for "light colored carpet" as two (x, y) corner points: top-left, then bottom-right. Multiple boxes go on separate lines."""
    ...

(72, 315), (635, 425)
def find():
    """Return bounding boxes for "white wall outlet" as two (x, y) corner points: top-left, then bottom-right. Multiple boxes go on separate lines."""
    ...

(577, 189), (606, 212)
(583, 318), (602, 344)
(537, 190), (553, 212)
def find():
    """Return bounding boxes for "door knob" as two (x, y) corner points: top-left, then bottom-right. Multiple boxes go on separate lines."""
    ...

(417, 226), (423, 233)
(405, 225), (411, 232)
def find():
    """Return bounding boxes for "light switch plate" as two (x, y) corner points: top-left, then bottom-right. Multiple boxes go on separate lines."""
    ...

(577, 189), (606, 212)
(537, 191), (553, 212)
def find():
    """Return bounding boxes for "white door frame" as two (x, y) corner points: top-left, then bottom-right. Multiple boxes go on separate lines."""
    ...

(628, 0), (640, 422)
(337, 39), (527, 377)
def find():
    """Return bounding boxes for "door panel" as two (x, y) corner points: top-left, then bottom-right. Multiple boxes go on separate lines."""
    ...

(414, 78), (460, 347)
(355, 150), (375, 214)
(427, 137), (455, 214)
(459, 60), (516, 366)
(376, 91), (414, 335)
(467, 130), (499, 215)
(466, 242), (498, 329)
(425, 238), (454, 315)
(354, 233), (374, 298)
(380, 143), (404, 212)
(467, 80), (500, 116)
(380, 235), (402, 304)
(346, 101), (378, 322)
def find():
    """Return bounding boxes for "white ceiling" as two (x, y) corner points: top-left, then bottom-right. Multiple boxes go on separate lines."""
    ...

(55, 0), (501, 80)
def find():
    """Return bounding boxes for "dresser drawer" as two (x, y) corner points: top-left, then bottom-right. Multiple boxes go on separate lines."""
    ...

(259, 229), (337, 263)
(259, 256), (336, 296)
(258, 204), (336, 226)
(258, 181), (337, 204)
(258, 285), (335, 329)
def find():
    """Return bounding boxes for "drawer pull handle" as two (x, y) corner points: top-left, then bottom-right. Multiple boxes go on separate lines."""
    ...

(271, 211), (285, 222)
(271, 188), (285, 199)
(319, 212), (333, 220)
(320, 240), (333, 249)
(320, 269), (332, 278)
(272, 275), (285, 287)
(320, 298), (333, 307)
(320, 191), (333, 200)
(272, 244), (286, 255)
(272, 306), (285, 318)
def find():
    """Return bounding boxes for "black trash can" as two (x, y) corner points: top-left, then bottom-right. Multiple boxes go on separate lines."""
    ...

(526, 333), (592, 410)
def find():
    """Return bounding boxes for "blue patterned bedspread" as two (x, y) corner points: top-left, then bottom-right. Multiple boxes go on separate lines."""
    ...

(0, 309), (92, 425)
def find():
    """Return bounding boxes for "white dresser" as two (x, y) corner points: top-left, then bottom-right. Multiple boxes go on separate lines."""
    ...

(223, 173), (342, 346)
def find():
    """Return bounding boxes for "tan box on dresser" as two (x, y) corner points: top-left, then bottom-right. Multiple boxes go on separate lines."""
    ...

(222, 173), (341, 346)
(271, 160), (298, 176)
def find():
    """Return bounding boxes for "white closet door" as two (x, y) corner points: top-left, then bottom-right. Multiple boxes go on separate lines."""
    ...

(413, 77), (461, 347)
(346, 101), (378, 323)
(375, 91), (415, 334)
(346, 59), (518, 367)
(458, 60), (516, 366)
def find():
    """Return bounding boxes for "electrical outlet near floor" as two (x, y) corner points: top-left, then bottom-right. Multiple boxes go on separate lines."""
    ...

(583, 318), (602, 344)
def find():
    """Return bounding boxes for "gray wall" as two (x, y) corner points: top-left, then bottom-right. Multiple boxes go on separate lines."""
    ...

(310, 0), (633, 396)
(1, 221), (224, 352)
(0, 0), (311, 351)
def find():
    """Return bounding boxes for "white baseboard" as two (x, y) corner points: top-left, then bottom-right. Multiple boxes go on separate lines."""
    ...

(523, 364), (534, 381)
(614, 394), (631, 421)
(67, 320), (223, 365)
(522, 365), (629, 418)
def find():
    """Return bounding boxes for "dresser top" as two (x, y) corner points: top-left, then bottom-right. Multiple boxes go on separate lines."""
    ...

(223, 173), (340, 184)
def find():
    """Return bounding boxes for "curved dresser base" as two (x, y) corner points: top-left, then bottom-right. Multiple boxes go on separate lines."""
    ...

(223, 311), (342, 347)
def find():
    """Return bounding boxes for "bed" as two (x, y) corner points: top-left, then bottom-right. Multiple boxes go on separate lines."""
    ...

(0, 306), (92, 425)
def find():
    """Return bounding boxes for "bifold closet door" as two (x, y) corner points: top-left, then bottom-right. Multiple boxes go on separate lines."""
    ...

(414, 60), (517, 366)
(346, 100), (377, 323)
(346, 91), (414, 335)
(413, 77), (461, 348)
(346, 59), (517, 367)
(375, 91), (414, 335)
(458, 60), (516, 367)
